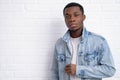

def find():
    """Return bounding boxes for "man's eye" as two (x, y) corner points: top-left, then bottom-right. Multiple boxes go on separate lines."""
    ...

(65, 15), (71, 19)
(75, 14), (79, 17)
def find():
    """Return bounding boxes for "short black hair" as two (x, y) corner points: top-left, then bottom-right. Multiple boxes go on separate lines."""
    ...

(63, 2), (84, 15)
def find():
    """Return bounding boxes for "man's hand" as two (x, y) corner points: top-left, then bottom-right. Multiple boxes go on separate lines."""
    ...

(65, 64), (76, 75)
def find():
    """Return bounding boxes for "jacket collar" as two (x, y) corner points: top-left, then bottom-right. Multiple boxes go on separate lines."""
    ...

(62, 27), (88, 43)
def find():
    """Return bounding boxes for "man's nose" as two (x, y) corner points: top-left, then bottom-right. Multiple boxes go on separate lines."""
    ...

(70, 16), (75, 22)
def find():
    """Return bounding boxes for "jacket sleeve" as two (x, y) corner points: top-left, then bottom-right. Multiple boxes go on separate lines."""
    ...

(76, 39), (116, 78)
(51, 46), (59, 80)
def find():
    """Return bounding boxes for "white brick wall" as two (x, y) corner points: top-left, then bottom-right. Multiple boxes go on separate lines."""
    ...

(0, 0), (119, 80)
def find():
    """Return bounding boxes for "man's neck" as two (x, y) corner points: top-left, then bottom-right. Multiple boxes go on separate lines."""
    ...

(70, 27), (83, 38)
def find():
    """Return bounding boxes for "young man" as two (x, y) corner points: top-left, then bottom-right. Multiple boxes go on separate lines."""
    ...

(51, 2), (116, 80)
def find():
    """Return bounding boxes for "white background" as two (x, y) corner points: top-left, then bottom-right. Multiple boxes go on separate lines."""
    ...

(0, 0), (120, 80)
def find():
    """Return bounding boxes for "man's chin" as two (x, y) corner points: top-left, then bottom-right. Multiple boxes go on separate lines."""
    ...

(69, 27), (83, 32)
(69, 28), (79, 32)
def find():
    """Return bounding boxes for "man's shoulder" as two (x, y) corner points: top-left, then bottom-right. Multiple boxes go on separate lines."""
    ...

(55, 38), (66, 46)
(87, 31), (106, 41)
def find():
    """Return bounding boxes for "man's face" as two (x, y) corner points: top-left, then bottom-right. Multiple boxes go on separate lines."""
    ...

(64, 6), (86, 31)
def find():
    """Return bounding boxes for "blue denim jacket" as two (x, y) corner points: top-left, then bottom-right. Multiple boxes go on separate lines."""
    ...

(51, 27), (116, 80)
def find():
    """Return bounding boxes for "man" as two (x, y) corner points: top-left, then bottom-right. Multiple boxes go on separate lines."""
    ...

(51, 2), (116, 80)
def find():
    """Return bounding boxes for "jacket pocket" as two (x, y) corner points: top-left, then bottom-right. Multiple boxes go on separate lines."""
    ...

(84, 50), (99, 65)
(57, 54), (66, 63)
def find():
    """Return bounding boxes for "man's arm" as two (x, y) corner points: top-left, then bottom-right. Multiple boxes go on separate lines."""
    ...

(51, 47), (59, 80)
(76, 39), (116, 78)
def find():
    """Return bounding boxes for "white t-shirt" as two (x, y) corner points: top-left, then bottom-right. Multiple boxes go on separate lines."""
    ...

(70, 36), (81, 80)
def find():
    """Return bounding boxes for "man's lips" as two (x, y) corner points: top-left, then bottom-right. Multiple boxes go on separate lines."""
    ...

(70, 24), (77, 28)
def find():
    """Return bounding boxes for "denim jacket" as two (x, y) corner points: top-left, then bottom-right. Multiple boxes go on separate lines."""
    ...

(51, 27), (116, 80)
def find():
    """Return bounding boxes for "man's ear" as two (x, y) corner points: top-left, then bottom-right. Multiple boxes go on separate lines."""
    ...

(83, 14), (86, 21)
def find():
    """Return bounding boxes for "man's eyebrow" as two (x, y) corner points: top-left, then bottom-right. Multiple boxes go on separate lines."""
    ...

(74, 12), (81, 14)
(64, 11), (82, 15)
(64, 13), (69, 15)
